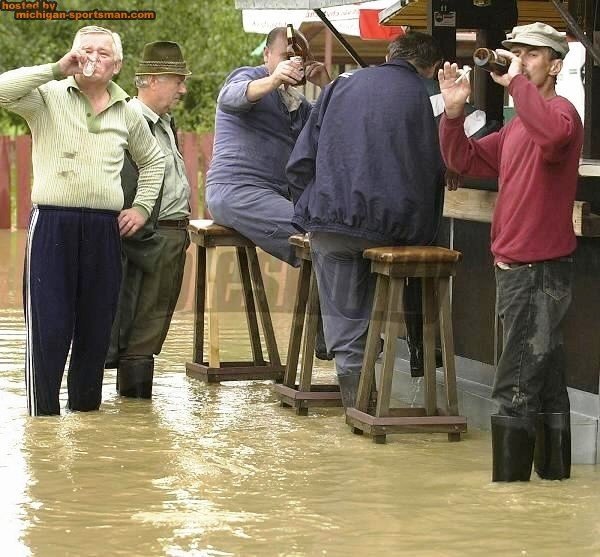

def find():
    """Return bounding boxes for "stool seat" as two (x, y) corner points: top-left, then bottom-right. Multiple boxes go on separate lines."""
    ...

(363, 246), (462, 264)
(188, 219), (255, 248)
(186, 219), (284, 383)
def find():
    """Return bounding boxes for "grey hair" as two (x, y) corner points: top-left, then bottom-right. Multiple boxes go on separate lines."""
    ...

(72, 26), (123, 62)
(135, 75), (151, 88)
(134, 74), (178, 88)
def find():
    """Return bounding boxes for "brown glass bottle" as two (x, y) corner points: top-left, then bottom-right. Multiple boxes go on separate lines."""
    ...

(286, 24), (306, 85)
(473, 48), (509, 75)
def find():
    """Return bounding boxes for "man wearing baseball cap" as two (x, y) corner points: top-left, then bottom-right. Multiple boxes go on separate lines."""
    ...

(438, 22), (582, 481)
(107, 41), (191, 399)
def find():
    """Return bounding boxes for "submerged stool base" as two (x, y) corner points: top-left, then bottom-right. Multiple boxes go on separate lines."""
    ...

(185, 220), (284, 384)
(273, 234), (342, 414)
(348, 246), (467, 444)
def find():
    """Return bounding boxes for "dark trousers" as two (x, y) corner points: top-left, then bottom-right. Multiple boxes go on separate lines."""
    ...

(108, 227), (189, 360)
(493, 260), (572, 417)
(24, 206), (122, 416)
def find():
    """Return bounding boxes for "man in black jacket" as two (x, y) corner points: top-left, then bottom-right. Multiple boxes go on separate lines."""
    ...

(107, 41), (191, 398)
(286, 32), (445, 408)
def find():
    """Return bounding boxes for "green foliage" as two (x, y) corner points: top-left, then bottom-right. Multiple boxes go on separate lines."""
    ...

(0, 0), (263, 132)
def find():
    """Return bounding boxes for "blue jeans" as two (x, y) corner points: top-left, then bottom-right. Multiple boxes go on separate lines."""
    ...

(493, 259), (573, 417)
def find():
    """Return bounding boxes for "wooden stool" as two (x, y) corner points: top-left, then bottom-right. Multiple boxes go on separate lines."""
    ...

(185, 219), (285, 383)
(346, 246), (468, 443)
(272, 234), (342, 415)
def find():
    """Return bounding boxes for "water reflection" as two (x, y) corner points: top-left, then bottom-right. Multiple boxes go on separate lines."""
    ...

(2, 231), (600, 556)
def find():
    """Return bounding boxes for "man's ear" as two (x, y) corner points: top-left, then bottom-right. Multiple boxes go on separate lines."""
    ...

(113, 60), (122, 76)
(263, 47), (269, 64)
(549, 58), (563, 77)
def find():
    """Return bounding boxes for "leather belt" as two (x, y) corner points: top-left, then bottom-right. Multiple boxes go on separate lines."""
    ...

(157, 218), (189, 230)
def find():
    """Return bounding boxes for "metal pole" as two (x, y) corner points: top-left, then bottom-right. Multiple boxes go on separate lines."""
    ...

(313, 8), (368, 67)
(550, 0), (600, 66)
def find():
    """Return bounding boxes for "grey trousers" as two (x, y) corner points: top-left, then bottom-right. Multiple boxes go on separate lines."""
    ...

(309, 231), (388, 378)
(493, 259), (573, 417)
(206, 183), (300, 267)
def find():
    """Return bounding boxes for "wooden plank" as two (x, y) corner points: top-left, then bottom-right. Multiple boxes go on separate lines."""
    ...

(443, 188), (600, 237)
(192, 245), (206, 364)
(377, 277), (404, 417)
(282, 259), (311, 387)
(438, 277), (459, 416)
(246, 247), (282, 366)
(422, 278), (437, 416)
(380, 0), (569, 31)
(237, 247), (265, 366)
(346, 408), (467, 435)
(0, 137), (10, 229)
(15, 135), (31, 229)
(185, 361), (284, 383)
(206, 247), (221, 368)
(299, 269), (319, 392)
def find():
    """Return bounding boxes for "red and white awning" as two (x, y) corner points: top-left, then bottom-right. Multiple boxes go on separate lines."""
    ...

(242, 0), (404, 40)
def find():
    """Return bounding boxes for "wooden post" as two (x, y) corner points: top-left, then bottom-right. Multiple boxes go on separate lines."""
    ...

(15, 135), (31, 230)
(179, 131), (199, 218)
(0, 137), (11, 229)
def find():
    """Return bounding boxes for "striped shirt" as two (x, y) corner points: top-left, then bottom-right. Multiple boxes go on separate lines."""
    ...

(129, 97), (190, 220)
(0, 63), (165, 217)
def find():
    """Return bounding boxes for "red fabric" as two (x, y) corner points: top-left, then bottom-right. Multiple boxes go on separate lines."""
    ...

(439, 75), (583, 263)
(358, 10), (404, 40)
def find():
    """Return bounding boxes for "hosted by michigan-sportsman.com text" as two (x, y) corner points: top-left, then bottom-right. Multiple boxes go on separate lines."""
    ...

(1, 1), (156, 20)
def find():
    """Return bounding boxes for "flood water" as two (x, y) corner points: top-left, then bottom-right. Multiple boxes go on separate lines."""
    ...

(1, 230), (600, 557)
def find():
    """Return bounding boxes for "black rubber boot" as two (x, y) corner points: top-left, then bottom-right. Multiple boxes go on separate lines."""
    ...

(337, 374), (360, 409)
(491, 414), (536, 482)
(315, 311), (334, 361)
(534, 412), (571, 480)
(117, 357), (154, 399)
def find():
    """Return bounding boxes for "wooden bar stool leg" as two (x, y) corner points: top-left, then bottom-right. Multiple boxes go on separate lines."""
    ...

(355, 275), (389, 415)
(283, 259), (311, 388)
(422, 277), (438, 416)
(237, 247), (265, 366)
(192, 244), (206, 365)
(206, 246), (221, 368)
(376, 277), (404, 424)
(246, 247), (281, 367)
(296, 269), (320, 415)
(438, 276), (461, 442)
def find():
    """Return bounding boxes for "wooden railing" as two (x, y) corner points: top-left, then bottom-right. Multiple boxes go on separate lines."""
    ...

(0, 132), (214, 229)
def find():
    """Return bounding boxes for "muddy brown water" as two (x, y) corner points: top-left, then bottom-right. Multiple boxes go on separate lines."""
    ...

(1, 231), (599, 556)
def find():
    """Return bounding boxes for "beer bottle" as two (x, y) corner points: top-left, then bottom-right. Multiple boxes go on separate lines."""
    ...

(473, 48), (509, 75)
(286, 24), (306, 85)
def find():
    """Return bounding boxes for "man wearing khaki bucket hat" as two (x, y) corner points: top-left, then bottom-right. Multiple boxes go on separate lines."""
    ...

(438, 22), (583, 482)
(107, 41), (192, 399)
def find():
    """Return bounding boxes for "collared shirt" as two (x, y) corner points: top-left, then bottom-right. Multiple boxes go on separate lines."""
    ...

(206, 65), (312, 196)
(129, 97), (190, 220)
(0, 63), (164, 217)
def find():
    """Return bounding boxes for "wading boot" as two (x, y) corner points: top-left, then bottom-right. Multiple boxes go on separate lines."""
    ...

(491, 414), (536, 482)
(534, 412), (571, 480)
(118, 356), (154, 399)
(337, 374), (360, 409)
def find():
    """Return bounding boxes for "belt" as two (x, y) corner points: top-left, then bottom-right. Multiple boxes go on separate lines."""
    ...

(496, 256), (573, 270)
(157, 218), (189, 230)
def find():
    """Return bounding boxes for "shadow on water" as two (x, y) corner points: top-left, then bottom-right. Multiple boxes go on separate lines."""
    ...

(1, 230), (600, 557)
